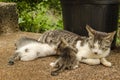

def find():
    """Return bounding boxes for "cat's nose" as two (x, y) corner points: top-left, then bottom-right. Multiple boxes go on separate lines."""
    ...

(94, 52), (98, 54)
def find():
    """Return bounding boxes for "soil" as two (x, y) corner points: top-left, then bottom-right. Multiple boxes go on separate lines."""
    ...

(0, 31), (120, 80)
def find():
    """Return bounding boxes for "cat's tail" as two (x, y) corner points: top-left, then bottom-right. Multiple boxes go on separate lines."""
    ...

(8, 52), (20, 65)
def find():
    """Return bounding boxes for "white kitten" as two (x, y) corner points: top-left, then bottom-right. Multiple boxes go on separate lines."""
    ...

(8, 37), (57, 65)
(16, 42), (57, 61)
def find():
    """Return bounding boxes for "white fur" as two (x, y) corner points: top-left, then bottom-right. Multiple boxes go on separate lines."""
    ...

(100, 58), (112, 67)
(80, 59), (100, 65)
(76, 40), (111, 67)
(50, 58), (62, 67)
(16, 43), (57, 61)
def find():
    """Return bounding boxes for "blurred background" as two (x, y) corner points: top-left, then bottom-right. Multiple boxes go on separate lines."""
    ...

(0, 0), (120, 46)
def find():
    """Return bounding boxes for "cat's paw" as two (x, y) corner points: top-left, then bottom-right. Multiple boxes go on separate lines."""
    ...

(50, 62), (56, 67)
(51, 71), (59, 76)
(73, 65), (79, 69)
(100, 58), (112, 67)
(103, 62), (112, 67)
(8, 61), (14, 65)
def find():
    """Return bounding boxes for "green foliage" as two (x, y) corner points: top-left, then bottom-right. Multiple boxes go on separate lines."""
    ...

(1, 0), (63, 33)
(18, 1), (63, 32)
(116, 27), (120, 46)
(117, 11), (120, 46)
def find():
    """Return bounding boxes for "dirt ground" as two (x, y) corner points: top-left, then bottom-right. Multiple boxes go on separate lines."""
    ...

(0, 31), (120, 80)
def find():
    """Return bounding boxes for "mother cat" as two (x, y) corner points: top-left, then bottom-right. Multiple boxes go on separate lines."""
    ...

(38, 25), (116, 67)
(8, 25), (116, 67)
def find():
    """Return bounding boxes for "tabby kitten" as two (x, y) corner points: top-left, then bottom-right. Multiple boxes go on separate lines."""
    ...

(38, 25), (116, 67)
(51, 38), (79, 76)
(38, 29), (86, 48)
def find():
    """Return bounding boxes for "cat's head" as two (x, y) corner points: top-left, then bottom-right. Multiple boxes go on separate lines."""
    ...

(56, 37), (77, 55)
(86, 25), (116, 55)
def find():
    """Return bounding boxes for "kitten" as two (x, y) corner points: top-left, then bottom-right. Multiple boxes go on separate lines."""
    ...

(38, 29), (86, 48)
(8, 37), (58, 65)
(51, 38), (79, 76)
(38, 25), (116, 67)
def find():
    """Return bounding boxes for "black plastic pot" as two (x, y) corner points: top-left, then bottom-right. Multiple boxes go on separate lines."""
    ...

(60, 0), (120, 48)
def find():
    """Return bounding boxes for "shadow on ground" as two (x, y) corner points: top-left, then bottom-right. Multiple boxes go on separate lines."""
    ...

(0, 31), (120, 80)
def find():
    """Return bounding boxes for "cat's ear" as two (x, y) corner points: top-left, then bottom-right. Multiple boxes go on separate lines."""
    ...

(61, 37), (68, 46)
(106, 31), (116, 41)
(61, 37), (77, 52)
(86, 25), (95, 37)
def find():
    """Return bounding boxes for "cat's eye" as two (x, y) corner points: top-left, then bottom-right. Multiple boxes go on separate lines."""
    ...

(89, 44), (94, 48)
(105, 46), (110, 48)
(105, 40), (111, 44)
(101, 47), (108, 51)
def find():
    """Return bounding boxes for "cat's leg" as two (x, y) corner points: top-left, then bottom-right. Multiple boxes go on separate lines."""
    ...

(72, 60), (79, 69)
(50, 57), (61, 68)
(20, 56), (36, 61)
(51, 64), (65, 76)
(100, 58), (112, 67)
(80, 58), (100, 65)
(8, 52), (20, 65)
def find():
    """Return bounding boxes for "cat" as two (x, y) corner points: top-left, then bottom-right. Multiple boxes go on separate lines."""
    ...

(9, 25), (116, 67)
(8, 37), (58, 65)
(38, 28), (86, 48)
(76, 25), (116, 67)
(51, 38), (79, 76)
(38, 25), (116, 67)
